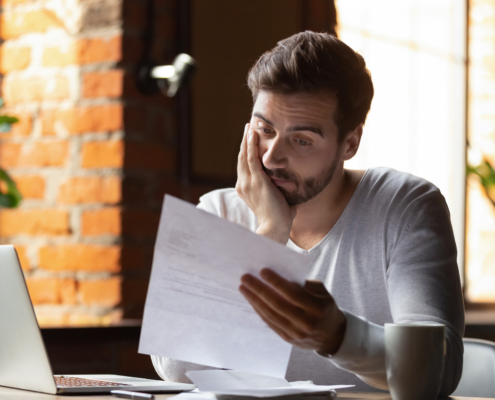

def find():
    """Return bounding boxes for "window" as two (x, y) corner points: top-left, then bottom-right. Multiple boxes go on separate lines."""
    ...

(336, 0), (467, 282)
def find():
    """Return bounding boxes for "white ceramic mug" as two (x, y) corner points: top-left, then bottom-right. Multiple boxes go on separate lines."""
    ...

(385, 323), (446, 400)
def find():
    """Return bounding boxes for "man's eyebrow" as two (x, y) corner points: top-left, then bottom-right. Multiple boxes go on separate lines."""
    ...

(253, 113), (274, 126)
(287, 126), (323, 137)
(253, 112), (323, 137)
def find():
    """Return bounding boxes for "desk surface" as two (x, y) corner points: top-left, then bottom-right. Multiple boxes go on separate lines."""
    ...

(0, 387), (493, 400)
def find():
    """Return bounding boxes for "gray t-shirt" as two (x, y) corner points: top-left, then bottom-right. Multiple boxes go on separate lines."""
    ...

(151, 167), (464, 396)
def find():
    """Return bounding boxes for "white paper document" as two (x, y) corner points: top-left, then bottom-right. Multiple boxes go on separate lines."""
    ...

(184, 370), (353, 397)
(139, 195), (310, 378)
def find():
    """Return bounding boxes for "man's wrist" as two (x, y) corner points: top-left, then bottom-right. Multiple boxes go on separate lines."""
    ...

(256, 223), (290, 245)
(319, 311), (347, 356)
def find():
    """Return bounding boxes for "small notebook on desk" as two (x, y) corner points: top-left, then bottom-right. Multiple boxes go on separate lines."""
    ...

(0, 245), (195, 395)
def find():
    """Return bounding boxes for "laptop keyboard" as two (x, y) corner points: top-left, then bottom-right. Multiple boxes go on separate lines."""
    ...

(55, 376), (130, 387)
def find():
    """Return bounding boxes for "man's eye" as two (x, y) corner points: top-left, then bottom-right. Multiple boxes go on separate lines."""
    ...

(296, 139), (310, 146)
(258, 127), (272, 134)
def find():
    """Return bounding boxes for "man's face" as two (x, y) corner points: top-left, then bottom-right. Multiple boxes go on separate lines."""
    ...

(250, 91), (343, 206)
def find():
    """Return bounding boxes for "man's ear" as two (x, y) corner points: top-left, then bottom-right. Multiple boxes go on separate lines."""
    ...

(341, 124), (363, 161)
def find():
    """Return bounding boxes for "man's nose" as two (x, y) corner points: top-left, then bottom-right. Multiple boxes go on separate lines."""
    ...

(262, 137), (287, 170)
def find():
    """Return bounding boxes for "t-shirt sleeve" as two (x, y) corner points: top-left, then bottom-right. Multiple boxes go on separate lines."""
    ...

(197, 191), (224, 216)
(151, 355), (220, 383)
(327, 191), (464, 396)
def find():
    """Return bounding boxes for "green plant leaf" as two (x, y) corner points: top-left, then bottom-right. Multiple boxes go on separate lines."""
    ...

(0, 115), (19, 124)
(0, 169), (22, 208)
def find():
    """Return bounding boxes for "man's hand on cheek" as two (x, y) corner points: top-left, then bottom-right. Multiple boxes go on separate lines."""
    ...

(239, 268), (347, 355)
(236, 123), (296, 245)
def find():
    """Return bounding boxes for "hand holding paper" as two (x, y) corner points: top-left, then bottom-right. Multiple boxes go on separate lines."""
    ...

(139, 195), (310, 378)
(240, 270), (347, 356)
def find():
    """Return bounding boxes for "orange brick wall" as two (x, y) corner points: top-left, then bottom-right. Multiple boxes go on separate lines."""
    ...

(0, 0), (329, 327)
(0, 0), (183, 326)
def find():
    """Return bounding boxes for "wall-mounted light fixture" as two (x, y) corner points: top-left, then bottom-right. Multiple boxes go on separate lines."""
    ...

(151, 53), (196, 97)
(135, 0), (196, 98)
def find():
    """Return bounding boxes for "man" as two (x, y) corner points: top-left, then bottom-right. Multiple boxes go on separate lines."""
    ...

(152, 31), (464, 395)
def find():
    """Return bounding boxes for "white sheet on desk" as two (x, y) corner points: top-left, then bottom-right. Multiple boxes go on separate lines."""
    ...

(139, 195), (310, 378)
(170, 389), (215, 400)
(183, 370), (354, 397)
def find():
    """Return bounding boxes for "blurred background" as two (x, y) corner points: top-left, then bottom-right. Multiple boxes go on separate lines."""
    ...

(0, 0), (493, 378)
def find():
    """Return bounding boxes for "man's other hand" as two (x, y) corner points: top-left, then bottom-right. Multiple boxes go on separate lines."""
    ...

(236, 124), (296, 244)
(239, 268), (347, 355)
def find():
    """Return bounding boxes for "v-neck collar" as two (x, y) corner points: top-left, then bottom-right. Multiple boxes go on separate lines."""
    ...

(287, 168), (371, 254)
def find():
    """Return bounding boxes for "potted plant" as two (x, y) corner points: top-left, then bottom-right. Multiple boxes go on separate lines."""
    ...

(0, 99), (22, 208)
(467, 159), (495, 208)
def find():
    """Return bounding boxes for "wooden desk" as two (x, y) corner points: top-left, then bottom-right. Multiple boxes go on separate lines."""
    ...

(0, 387), (494, 400)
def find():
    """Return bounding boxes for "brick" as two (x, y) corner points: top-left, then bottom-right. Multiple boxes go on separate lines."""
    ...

(26, 141), (69, 167)
(26, 278), (60, 304)
(1, 10), (64, 39)
(14, 244), (30, 271)
(82, 140), (124, 168)
(125, 142), (176, 171)
(3, 76), (69, 104)
(0, 141), (69, 167)
(83, 70), (123, 99)
(43, 36), (121, 67)
(0, 112), (32, 138)
(39, 244), (121, 272)
(41, 105), (123, 135)
(0, 45), (31, 73)
(81, 0), (121, 31)
(10, 113), (32, 136)
(0, 209), (70, 236)
(77, 36), (122, 64)
(60, 279), (77, 304)
(25, 278), (76, 305)
(58, 176), (121, 204)
(122, 210), (159, 238)
(82, 207), (121, 236)
(0, 143), (21, 168)
(13, 175), (45, 199)
(79, 277), (121, 307)
(39, 110), (56, 136)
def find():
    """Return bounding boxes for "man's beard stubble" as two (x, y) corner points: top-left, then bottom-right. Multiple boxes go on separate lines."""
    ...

(262, 152), (341, 206)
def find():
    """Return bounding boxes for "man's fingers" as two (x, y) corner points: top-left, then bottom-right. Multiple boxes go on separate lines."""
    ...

(237, 123), (250, 177)
(241, 274), (315, 332)
(239, 284), (305, 341)
(246, 129), (264, 175)
(304, 280), (329, 296)
(260, 269), (323, 314)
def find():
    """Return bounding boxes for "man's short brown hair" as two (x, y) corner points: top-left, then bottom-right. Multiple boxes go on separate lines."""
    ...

(247, 31), (374, 143)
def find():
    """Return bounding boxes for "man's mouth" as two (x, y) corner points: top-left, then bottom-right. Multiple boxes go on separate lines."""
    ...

(270, 177), (292, 186)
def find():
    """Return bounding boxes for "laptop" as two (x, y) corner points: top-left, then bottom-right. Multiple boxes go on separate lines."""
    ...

(0, 245), (196, 394)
